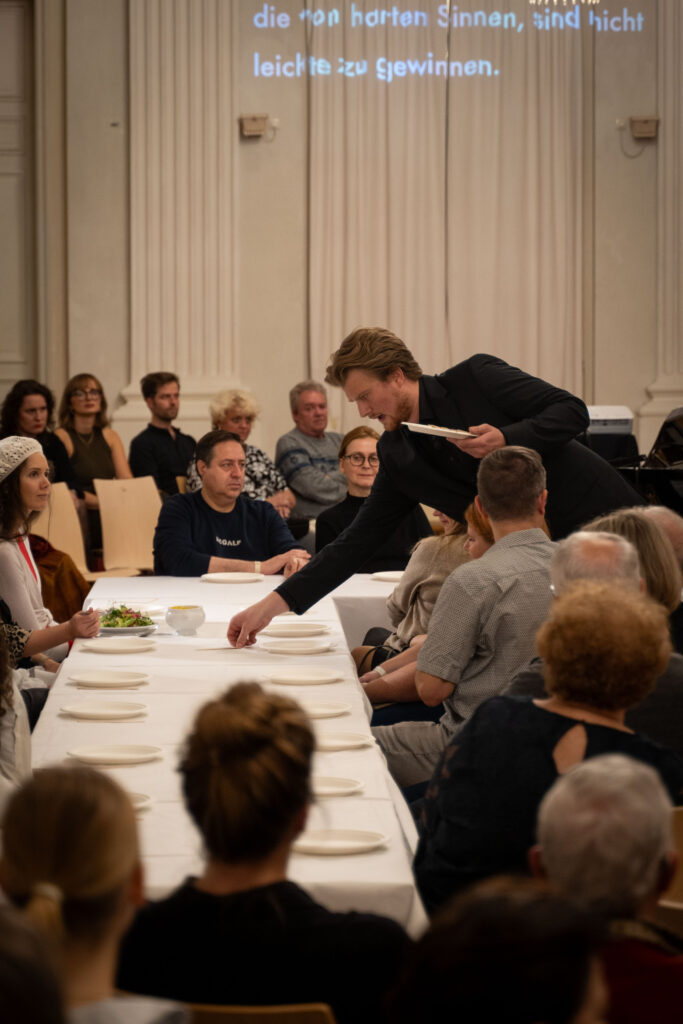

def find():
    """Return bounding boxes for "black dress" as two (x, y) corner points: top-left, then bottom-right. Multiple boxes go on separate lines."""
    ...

(315, 492), (432, 572)
(414, 696), (683, 915)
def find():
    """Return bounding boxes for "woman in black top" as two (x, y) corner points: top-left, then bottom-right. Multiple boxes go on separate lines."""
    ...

(0, 380), (80, 495)
(315, 426), (431, 572)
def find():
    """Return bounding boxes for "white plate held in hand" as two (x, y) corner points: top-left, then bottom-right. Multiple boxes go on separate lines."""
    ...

(68, 744), (161, 765)
(60, 701), (147, 720)
(68, 670), (149, 688)
(293, 829), (388, 856)
(404, 422), (475, 439)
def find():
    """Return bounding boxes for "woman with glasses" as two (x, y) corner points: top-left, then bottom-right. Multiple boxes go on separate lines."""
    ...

(55, 374), (132, 553)
(315, 426), (431, 572)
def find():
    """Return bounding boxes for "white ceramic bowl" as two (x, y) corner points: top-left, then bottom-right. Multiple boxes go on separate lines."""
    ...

(165, 604), (206, 635)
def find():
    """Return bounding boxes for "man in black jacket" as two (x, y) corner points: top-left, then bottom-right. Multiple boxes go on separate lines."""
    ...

(229, 327), (642, 646)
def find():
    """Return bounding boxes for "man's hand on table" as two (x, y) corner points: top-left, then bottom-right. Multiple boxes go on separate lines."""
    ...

(451, 423), (505, 459)
(228, 592), (290, 647)
(262, 550), (310, 576)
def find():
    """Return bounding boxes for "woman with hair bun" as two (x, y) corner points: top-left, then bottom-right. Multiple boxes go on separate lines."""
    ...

(117, 682), (408, 1021)
(0, 766), (186, 1023)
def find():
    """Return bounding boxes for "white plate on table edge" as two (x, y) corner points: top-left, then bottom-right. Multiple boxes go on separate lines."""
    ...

(81, 638), (156, 654)
(128, 792), (152, 811)
(404, 421), (476, 439)
(265, 669), (344, 686)
(312, 776), (365, 798)
(299, 700), (351, 718)
(60, 701), (147, 720)
(68, 670), (149, 688)
(99, 624), (158, 637)
(200, 572), (264, 583)
(370, 570), (404, 583)
(68, 744), (161, 765)
(261, 623), (330, 638)
(260, 639), (335, 656)
(293, 829), (388, 856)
(316, 731), (373, 752)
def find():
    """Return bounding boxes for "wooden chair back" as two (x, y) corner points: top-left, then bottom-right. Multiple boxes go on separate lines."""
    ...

(31, 482), (89, 574)
(93, 476), (161, 572)
(188, 1004), (337, 1024)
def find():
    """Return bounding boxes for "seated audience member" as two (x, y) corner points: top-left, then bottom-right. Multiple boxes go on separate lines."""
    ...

(129, 373), (195, 498)
(1, 766), (186, 1024)
(640, 505), (683, 651)
(116, 683), (409, 1022)
(275, 380), (346, 522)
(0, 378), (81, 497)
(0, 631), (31, 813)
(506, 531), (683, 757)
(413, 582), (683, 916)
(0, 437), (100, 661)
(0, 905), (66, 1024)
(584, 507), (683, 651)
(532, 754), (683, 1024)
(355, 502), (489, 677)
(154, 430), (308, 577)
(374, 446), (554, 788)
(385, 877), (607, 1024)
(315, 426), (431, 571)
(186, 389), (294, 517)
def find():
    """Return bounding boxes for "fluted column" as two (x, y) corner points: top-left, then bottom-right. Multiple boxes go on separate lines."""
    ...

(638, 0), (683, 449)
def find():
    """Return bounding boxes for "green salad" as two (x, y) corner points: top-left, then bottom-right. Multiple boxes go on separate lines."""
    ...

(100, 605), (154, 628)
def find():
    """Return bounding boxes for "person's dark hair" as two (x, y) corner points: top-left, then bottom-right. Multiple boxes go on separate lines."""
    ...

(0, 380), (55, 437)
(385, 877), (603, 1024)
(0, 906), (65, 1024)
(140, 372), (179, 401)
(180, 682), (314, 863)
(338, 425), (380, 459)
(476, 446), (546, 522)
(57, 373), (109, 430)
(0, 464), (35, 540)
(325, 327), (423, 387)
(195, 430), (246, 467)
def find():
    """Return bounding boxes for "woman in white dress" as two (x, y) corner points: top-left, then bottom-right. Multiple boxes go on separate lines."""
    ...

(0, 436), (100, 661)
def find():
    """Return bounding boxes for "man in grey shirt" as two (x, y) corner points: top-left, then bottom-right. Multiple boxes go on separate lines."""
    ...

(374, 446), (555, 786)
(275, 380), (346, 520)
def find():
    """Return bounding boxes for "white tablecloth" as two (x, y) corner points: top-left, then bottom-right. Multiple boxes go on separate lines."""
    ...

(31, 575), (426, 936)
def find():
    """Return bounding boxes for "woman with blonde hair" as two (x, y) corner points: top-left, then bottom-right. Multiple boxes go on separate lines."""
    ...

(117, 682), (408, 1021)
(315, 425), (432, 571)
(187, 388), (294, 517)
(0, 766), (185, 1023)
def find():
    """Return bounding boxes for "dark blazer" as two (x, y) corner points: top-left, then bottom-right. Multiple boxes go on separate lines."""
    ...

(278, 354), (643, 613)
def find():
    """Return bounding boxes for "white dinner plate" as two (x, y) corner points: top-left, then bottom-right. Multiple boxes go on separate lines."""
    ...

(99, 624), (157, 637)
(81, 637), (156, 654)
(128, 792), (152, 811)
(265, 670), (344, 686)
(316, 731), (373, 752)
(261, 623), (330, 638)
(200, 572), (264, 583)
(60, 701), (147, 720)
(404, 421), (475, 439)
(260, 639), (335, 656)
(312, 776), (365, 798)
(370, 571), (404, 583)
(298, 700), (351, 719)
(293, 829), (388, 856)
(68, 670), (149, 688)
(68, 744), (161, 765)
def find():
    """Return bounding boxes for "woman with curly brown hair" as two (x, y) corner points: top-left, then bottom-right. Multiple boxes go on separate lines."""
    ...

(116, 682), (408, 1022)
(414, 581), (683, 916)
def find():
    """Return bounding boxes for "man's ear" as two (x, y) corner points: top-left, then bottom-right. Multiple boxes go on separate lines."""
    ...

(197, 459), (206, 480)
(144, 395), (155, 415)
(537, 488), (548, 517)
(474, 494), (489, 521)
(657, 850), (680, 898)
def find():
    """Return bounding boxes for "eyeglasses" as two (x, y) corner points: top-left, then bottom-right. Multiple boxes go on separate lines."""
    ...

(72, 388), (102, 399)
(342, 453), (379, 467)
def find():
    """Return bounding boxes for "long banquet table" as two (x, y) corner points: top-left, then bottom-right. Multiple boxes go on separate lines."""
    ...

(31, 574), (426, 936)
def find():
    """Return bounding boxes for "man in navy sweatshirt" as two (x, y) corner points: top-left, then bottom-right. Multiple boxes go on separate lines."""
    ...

(153, 430), (309, 577)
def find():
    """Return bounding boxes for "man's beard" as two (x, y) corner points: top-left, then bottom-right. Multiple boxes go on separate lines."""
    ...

(381, 394), (414, 431)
